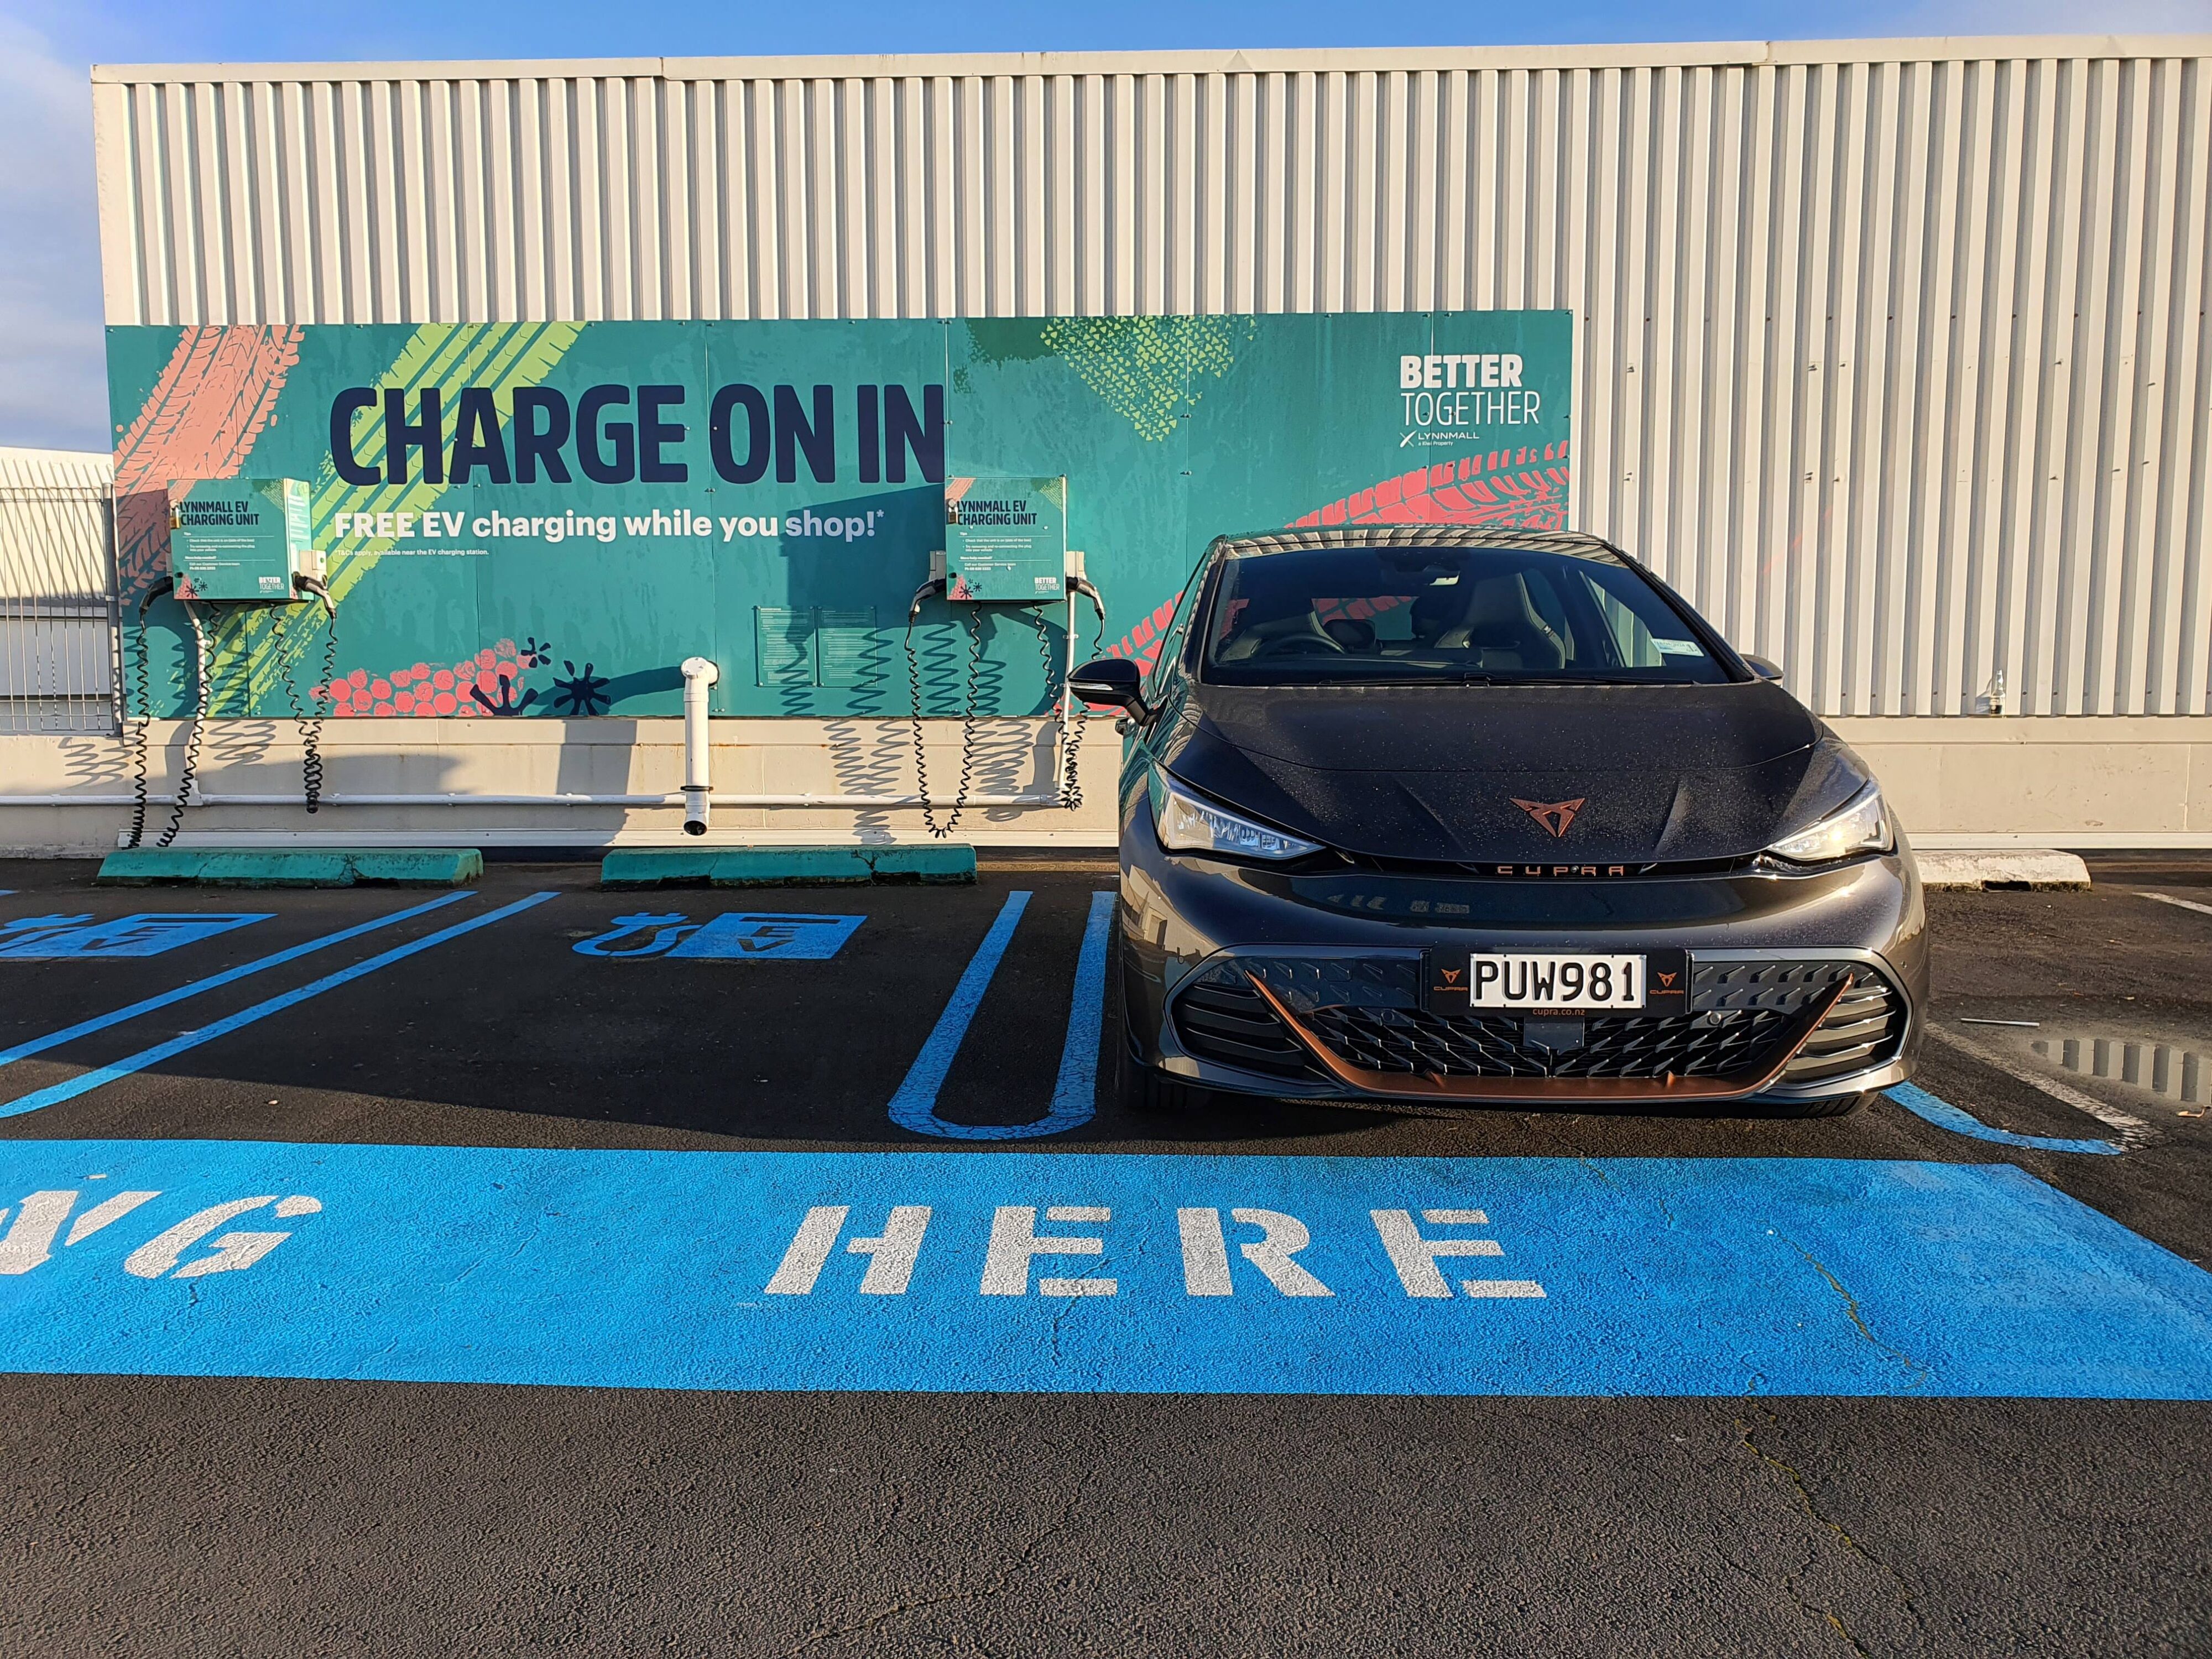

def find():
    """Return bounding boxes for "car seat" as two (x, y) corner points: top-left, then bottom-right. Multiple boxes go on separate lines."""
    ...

(1217, 605), (1343, 660)
(1434, 573), (1568, 669)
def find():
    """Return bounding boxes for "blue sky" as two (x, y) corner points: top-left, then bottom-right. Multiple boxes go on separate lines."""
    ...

(2, 0), (2204, 450)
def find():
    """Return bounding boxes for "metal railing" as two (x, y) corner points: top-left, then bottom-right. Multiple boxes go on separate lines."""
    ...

(0, 479), (117, 735)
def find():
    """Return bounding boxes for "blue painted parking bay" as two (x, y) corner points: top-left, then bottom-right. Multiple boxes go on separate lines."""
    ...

(3, 1143), (2210, 1399)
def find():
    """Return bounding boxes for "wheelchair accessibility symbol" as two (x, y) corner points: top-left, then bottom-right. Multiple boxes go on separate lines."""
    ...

(574, 912), (865, 961)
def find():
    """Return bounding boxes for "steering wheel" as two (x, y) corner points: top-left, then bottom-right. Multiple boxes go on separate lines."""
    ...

(1256, 633), (1347, 657)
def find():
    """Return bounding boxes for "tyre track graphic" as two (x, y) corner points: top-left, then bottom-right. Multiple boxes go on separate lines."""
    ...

(112, 324), (305, 600)
(1289, 441), (1572, 531)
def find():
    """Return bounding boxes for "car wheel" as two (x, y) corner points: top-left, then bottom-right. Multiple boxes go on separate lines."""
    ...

(1110, 932), (1209, 1117)
(1119, 1048), (1212, 1117)
(1760, 1090), (1877, 1120)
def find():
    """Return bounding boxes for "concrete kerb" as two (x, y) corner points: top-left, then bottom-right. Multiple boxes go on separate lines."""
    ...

(601, 844), (978, 888)
(95, 847), (484, 888)
(1917, 848), (2093, 890)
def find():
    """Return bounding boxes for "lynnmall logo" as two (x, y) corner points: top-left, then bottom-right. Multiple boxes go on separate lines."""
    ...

(1396, 352), (1545, 447)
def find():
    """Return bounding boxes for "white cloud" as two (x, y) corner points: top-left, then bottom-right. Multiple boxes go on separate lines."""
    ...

(0, 13), (106, 452)
(1902, 0), (2212, 29)
(1877, 0), (2209, 31)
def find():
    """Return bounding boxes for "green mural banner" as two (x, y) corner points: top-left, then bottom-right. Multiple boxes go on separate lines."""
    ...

(106, 312), (1571, 720)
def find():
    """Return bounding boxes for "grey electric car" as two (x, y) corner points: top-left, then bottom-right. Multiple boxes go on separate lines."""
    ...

(1070, 527), (1924, 1119)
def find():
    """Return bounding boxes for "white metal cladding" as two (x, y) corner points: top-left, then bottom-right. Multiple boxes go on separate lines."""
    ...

(91, 36), (2212, 716)
(0, 448), (118, 732)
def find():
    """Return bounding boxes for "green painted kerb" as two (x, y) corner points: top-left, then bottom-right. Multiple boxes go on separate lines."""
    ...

(97, 848), (484, 888)
(601, 846), (977, 888)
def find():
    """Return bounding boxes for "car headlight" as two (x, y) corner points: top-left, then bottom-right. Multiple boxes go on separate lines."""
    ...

(1153, 772), (1322, 862)
(1765, 782), (1894, 864)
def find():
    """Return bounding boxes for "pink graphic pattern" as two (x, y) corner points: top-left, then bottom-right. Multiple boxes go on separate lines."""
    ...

(1288, 442), (1572, 531)
(322, 639), (542, 718)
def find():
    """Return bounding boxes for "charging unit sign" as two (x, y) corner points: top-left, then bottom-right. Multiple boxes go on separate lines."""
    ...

(166, 478), (319, 602)
(944, 476), (1068, 601)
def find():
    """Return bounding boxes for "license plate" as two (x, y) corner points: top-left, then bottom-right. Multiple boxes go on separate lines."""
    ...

(1424, 948), (1688, 1016)
(1468, 953), (1642, 1010)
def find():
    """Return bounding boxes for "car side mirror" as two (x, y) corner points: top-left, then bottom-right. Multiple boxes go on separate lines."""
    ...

(1070, 656), (1154, 723)
(1743, 653), (1785, 682)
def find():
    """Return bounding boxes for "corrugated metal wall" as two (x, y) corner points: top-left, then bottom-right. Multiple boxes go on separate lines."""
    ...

(90, 38), (2212, 716)
(0, 448), (117, 733)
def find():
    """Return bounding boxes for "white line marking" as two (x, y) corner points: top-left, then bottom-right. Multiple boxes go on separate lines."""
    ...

(0, 893), (555, 1117)
(764, 1206), (848, 1295)
(1926, 1025), (2153, 1147)
(64, 1190), (160, 1245)
(980, 1204), (1115, 1297)
(1178, 1208), (1234, 1296)
(1229, 1208), (1335, 1298)
(847, 1207), (931, 1295)
(2138, 890), (2212, 920)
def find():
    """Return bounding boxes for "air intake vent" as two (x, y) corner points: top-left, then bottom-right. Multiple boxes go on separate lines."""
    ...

(1171, 977), (1317, 1079)
(1780, 977), (1904, 1085)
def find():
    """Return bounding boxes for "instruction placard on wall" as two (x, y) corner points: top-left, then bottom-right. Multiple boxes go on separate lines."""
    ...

(944, 476), (1067, 601)
(167, 477), (315, 602)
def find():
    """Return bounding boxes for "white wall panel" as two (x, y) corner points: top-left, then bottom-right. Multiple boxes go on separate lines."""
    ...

(90, 36), (2212, 714)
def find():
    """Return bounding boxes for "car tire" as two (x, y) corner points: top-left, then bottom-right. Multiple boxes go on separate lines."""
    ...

(1120, 1055), (1211, 1117)
(1109, 932), (1211, 1118)
(1760, 1089), (1877, 1120)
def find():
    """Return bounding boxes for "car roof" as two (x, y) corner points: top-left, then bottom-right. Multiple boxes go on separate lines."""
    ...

(1206, 526), (1631, 564)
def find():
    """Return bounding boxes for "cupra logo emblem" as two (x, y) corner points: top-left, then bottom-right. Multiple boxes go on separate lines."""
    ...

(1511, 796), (1587, 838)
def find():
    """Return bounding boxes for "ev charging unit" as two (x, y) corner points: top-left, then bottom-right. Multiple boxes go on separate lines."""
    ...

(168, 477), (319, 602)
(905, 474), (1106, 838)
(126, 477), (340, 849)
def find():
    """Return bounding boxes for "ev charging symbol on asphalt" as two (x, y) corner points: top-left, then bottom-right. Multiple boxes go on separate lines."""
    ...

(575, 913), (865, 960)
(0, 913), (269, 959)
(0, 1188), (322, 1279)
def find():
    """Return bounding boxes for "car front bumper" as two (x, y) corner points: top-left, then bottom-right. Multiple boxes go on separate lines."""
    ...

(1118, 793), (1927, 1108)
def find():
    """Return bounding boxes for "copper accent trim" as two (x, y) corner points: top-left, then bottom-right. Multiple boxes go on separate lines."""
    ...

(1241, 972), (1855, 1104)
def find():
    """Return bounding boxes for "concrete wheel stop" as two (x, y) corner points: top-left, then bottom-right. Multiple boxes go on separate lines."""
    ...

(1916, 848), (2093, 890)
(97, 847), (484, 888)
(601, 844), (977, 888)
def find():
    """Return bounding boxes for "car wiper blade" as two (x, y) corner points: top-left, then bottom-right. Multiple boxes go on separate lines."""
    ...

(1511, 674), (1696, 685)
(1342, 674), (1470, 686)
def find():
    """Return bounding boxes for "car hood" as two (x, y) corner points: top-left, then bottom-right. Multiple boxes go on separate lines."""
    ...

(1164, 682), (1856, 865)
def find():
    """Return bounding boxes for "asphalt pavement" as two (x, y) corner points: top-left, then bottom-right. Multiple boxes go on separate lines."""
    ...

(0, 852), (2207, 1656)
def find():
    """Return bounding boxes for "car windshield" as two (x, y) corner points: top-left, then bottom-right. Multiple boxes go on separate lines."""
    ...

(1200, 543), (1734, 685)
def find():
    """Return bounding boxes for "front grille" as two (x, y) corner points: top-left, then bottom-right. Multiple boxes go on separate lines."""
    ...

(1169, 955), (1903, 1088)
(1305, 1002), (1802, 1079)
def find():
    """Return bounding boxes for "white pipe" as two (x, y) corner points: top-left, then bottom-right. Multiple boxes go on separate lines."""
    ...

(0, 791), (1069, 808)
(108, 827), (1121, 850)
(679, 655), (719, 836)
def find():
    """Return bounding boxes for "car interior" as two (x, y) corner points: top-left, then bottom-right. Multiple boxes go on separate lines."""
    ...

(1207, 548), (1726, 682)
